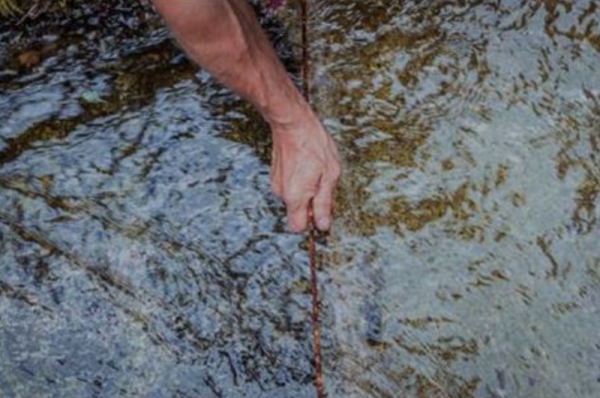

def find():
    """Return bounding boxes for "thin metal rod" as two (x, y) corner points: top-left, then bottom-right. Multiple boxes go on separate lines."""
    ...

(300, 1), (324, 397)
(300, 0), (310, 99)
(308, 205), (324, 398)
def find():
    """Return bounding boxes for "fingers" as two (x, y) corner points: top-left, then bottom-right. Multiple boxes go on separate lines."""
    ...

(274, 159), (318, 232)
(285, 196), (310, 232)
(312, 177), (334, 231)
(269, 131), (341, 233)
(285, 167), (339, 232)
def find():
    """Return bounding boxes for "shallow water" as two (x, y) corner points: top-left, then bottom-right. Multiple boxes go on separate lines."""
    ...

(1, 1), (599, 397)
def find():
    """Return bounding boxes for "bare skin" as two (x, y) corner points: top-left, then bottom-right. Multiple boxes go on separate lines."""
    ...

(153, 0), (341, 232)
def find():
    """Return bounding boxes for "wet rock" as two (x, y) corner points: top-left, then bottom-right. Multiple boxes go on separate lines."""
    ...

(0, 68), (18, 81)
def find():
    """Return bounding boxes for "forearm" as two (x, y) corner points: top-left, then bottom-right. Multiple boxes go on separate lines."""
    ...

(153, 0), (307, 128)
(154, 0), (341, 232)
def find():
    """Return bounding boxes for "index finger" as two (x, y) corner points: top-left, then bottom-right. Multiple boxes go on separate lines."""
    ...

(285, 194), (311, 232)
(312, 177), (335, 231)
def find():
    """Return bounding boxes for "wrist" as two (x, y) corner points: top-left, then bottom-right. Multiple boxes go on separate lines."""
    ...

(264, 96), (317, 133)
(255, 74), (311, 130)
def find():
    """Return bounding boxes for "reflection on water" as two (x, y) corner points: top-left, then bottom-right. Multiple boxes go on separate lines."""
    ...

(1, 1), (599, 397)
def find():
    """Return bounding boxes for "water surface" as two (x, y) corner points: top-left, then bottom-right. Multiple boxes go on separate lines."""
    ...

(1, 1), (599, 397)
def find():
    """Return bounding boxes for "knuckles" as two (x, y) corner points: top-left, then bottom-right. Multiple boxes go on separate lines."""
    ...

(282, 191), (307, 208)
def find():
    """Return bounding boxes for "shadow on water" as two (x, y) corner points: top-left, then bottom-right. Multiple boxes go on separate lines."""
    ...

(0, 0), (599, 397)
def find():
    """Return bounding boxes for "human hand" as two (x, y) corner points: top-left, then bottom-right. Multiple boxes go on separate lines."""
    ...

(269, 108), (341, 232)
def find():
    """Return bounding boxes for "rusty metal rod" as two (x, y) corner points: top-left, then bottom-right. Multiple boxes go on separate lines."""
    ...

(307, 206), (324, 398)
(300, 0), (324, 396)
